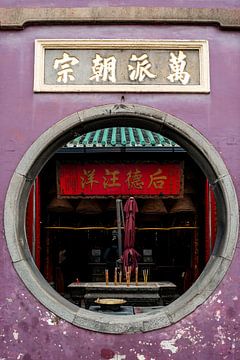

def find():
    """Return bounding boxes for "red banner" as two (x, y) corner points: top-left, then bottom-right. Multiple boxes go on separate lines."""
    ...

(58, 162), (183, 197)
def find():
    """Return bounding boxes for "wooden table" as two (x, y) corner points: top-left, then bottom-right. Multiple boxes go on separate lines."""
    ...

(68, 281), (177, 308)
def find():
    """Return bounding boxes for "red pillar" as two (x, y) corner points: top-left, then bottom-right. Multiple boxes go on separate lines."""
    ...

(26, 177), (41, 269)
(205, 179), (217, 263)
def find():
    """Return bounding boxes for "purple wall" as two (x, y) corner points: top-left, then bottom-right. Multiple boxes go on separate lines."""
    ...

(1, 0), (240, 8)
(1, 5), (240, 360)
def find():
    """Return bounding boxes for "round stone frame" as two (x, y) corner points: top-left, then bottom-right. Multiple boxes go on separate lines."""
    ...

(4, 104), (239, 334)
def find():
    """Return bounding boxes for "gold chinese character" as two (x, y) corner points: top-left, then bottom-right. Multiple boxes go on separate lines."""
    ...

(167, 51), (190, 85)
(81, 169), (99, 189)
(89, 53), (117, 83)
(103, 169), (121, 189)
(148, 168), (167, 189)
(128, 54), (157, 82)
(125, 169), (144, 190)
(53, 52), (79, 84)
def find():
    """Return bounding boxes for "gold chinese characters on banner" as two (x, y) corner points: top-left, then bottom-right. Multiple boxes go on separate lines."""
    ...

(34, 40), (210, 93)
(57, 162), (183, 197)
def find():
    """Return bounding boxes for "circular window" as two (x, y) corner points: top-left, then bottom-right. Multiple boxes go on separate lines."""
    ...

(4, 104), (239, 333)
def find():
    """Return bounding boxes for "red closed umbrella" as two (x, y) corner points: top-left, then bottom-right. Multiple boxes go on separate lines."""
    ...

(121, 197), (140, 271)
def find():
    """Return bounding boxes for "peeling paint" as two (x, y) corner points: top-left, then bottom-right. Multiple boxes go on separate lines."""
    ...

(46, 318), (56, 326)
(208, 290), (222, 305)
(138, 340), (153, 346)
(40, 311), (61, 326)
(215, 310), (221, 321)
(12, 329), (19, 341)
(110, 354), (126, 360)
(160, 339), (178, 354)
(136, 355), (145, 360)
(216, 326), (226, 345)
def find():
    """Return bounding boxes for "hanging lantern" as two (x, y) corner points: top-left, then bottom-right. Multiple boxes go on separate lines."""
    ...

(76, 199), (102, 214)
(170, 195), (196, 213)
(141, 199), (167, 215)
(47, 197), (74, 213)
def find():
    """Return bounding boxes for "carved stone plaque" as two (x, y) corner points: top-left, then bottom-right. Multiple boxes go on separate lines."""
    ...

(34, 39), (210, 93)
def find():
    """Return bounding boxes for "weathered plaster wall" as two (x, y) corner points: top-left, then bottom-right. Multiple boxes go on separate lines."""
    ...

(0, 4), (240, 360)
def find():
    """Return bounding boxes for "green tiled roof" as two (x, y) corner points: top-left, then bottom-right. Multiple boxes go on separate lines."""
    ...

(64, 127), (179, 148)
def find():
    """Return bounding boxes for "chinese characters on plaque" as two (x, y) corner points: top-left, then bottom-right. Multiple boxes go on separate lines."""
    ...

(53, 51), (188, 85)
(57, 163), (183, 197)
(34, 40), (210, 92)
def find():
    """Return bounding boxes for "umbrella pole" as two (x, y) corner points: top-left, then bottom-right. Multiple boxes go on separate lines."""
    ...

(116, 199), (123, 258)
